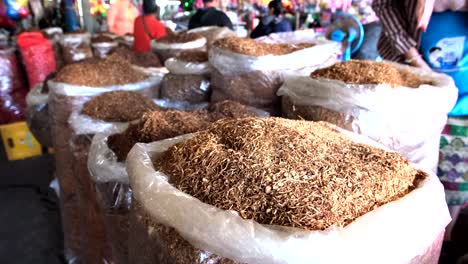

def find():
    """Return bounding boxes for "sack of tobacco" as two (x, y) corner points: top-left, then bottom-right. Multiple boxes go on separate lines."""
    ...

(278, 60), (458, 172)
(60, 32), (93, 64)
(26, 82), (52, 147)
(151, 32), (206, 62)
(209, 37), (339, 115)
(87, 100), (268, 263)
(161, 51), (211, 103)
(127, 117), (450, 264)
(48, 56), (162, 263)
(188, 26), (236, 49)
(91, 34), (119, 59)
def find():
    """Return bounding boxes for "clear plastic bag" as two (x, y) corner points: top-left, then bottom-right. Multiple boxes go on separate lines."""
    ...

(208, 40), (340, 115)
(160, 73), (211, 104)
(278, 62), (458, 173)
(127, 130), (450, 264)
(48, 73), (162, 264)
(60, 33), (93, 64)
(92, 41), (119, 59)
(151, 37), (207, 62)
(43, 27), (64, 69)
(26, 83), (52, 147)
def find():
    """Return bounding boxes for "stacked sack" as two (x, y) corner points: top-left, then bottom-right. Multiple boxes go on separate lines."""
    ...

(151, 31), (207, 62)
(278, 60), (458, 172)
(161, 51), (211, 104)
(126, 118), (450, 263)
(88, 101), (269, 263)
(47, 55), (162, 263)
(209, 36), (339, 115)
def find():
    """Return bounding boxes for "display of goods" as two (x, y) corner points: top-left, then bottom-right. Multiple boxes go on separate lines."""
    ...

(60, 32), (93, 64)
(112, 46), (163, 68)
(43, 27), (64, 70)
(17, 32), (57, 89)
(87, 100), (268, 264)
(48, 63), (162, 263)
(278, 60), (458, 172)
(151, 32), (206, 62)
(0, 48), (28, 125)
(127, 118), (450, 264)
(160, 74), (210, 103)
(55, 55), (149, 87)
(188, 26), (236, 48)
(161, 51), (212, 103)
(116, 34), (134, 48)
(91, 35), (118, 59)
(209, 37), (339, 115)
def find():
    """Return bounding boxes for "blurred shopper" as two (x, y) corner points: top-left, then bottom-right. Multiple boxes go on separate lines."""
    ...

(107, 0), (139, 36)
(133, 0), (167, 52)
(251, 0), (292, 38)
(188, 0), (234, 30)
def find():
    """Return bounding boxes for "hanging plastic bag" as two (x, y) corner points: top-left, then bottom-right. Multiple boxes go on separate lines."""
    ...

(278, 61), (458, 173)
(127, 127), (450, 264)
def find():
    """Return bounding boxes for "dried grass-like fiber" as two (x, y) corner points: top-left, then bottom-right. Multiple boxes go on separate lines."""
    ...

(107, 101), (263, 161)
(213, 37), (313, 57)
(311, 60), (429, 88)
(112, 46), (163, 68)
(55, 54), (147, 86)
(81, 90), (160, 122)
(158, 32), (204, 44)
(175, 50), (208, 63)
(155, 118), (427, 230)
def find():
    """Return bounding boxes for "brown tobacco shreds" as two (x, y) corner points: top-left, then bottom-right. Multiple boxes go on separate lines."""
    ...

(92, 35), (114, 43)
(55, 55), (148, 86)
(158, 32), (204, 44)
(175, 50), (208, 63)
(213, 37), (313, 57)
(112, 46), (163, 68)
(81, 90), (159, 122)
(107, 101), (264, 161)
(154, 118), (427, 231)
(311, 60), (429, 88)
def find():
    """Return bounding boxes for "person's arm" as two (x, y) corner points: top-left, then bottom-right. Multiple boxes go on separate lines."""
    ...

(372, 0), (430, 70)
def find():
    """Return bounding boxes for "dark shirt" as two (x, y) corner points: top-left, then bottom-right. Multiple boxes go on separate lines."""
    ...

(250, 16), (292, 39)
(188, 7), (234, 30)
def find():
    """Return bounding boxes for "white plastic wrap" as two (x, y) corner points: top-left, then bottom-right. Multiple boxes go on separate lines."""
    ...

(164, 57), (211, 75)
(127, 129), (451, 264)
(188, 26), (236, 47)
(152, 37), (207, 51)
(26, 83), (52, 147)
(278, 62), (458, 172)
(60, 33), (93, 64)
(209, 39), (340, 76)
(91, 41), (119, 58)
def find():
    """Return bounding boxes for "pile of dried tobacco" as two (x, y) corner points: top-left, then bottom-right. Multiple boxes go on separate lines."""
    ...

(154, 118), (426, 230)
(107, 101), (265, 161)
(112, 46), (163, 68)
(311, 60), (429, 88)
(213, 37), (313, 57)
(55, 55), (147, 86)
(158, 32), (204, 44)
(81, 90), (159, 122)
(92, 35), (115, 43)
(175, 50), (208, 63)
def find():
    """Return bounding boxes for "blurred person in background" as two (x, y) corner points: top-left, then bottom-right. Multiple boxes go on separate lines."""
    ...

(133, 0), (167, 52)
(107, 0), (139, 35)
(250, 0), (292, 38)
(188, 0), (234, 30)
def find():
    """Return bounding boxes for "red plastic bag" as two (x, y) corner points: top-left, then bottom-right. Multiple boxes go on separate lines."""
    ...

(17, 32), (56, 89)
(0, 48), (28, 124)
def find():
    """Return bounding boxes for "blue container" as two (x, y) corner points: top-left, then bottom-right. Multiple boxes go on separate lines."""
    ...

(421, 11), (468, 116)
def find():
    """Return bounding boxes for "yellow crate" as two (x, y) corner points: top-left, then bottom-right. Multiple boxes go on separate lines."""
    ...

(0, 121), (42, 161)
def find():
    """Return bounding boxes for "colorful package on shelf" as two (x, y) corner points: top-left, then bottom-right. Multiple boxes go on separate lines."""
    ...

(17, 32), (56, 89)
(0, 48), (28, 125)
(438, 117), (468, 240)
